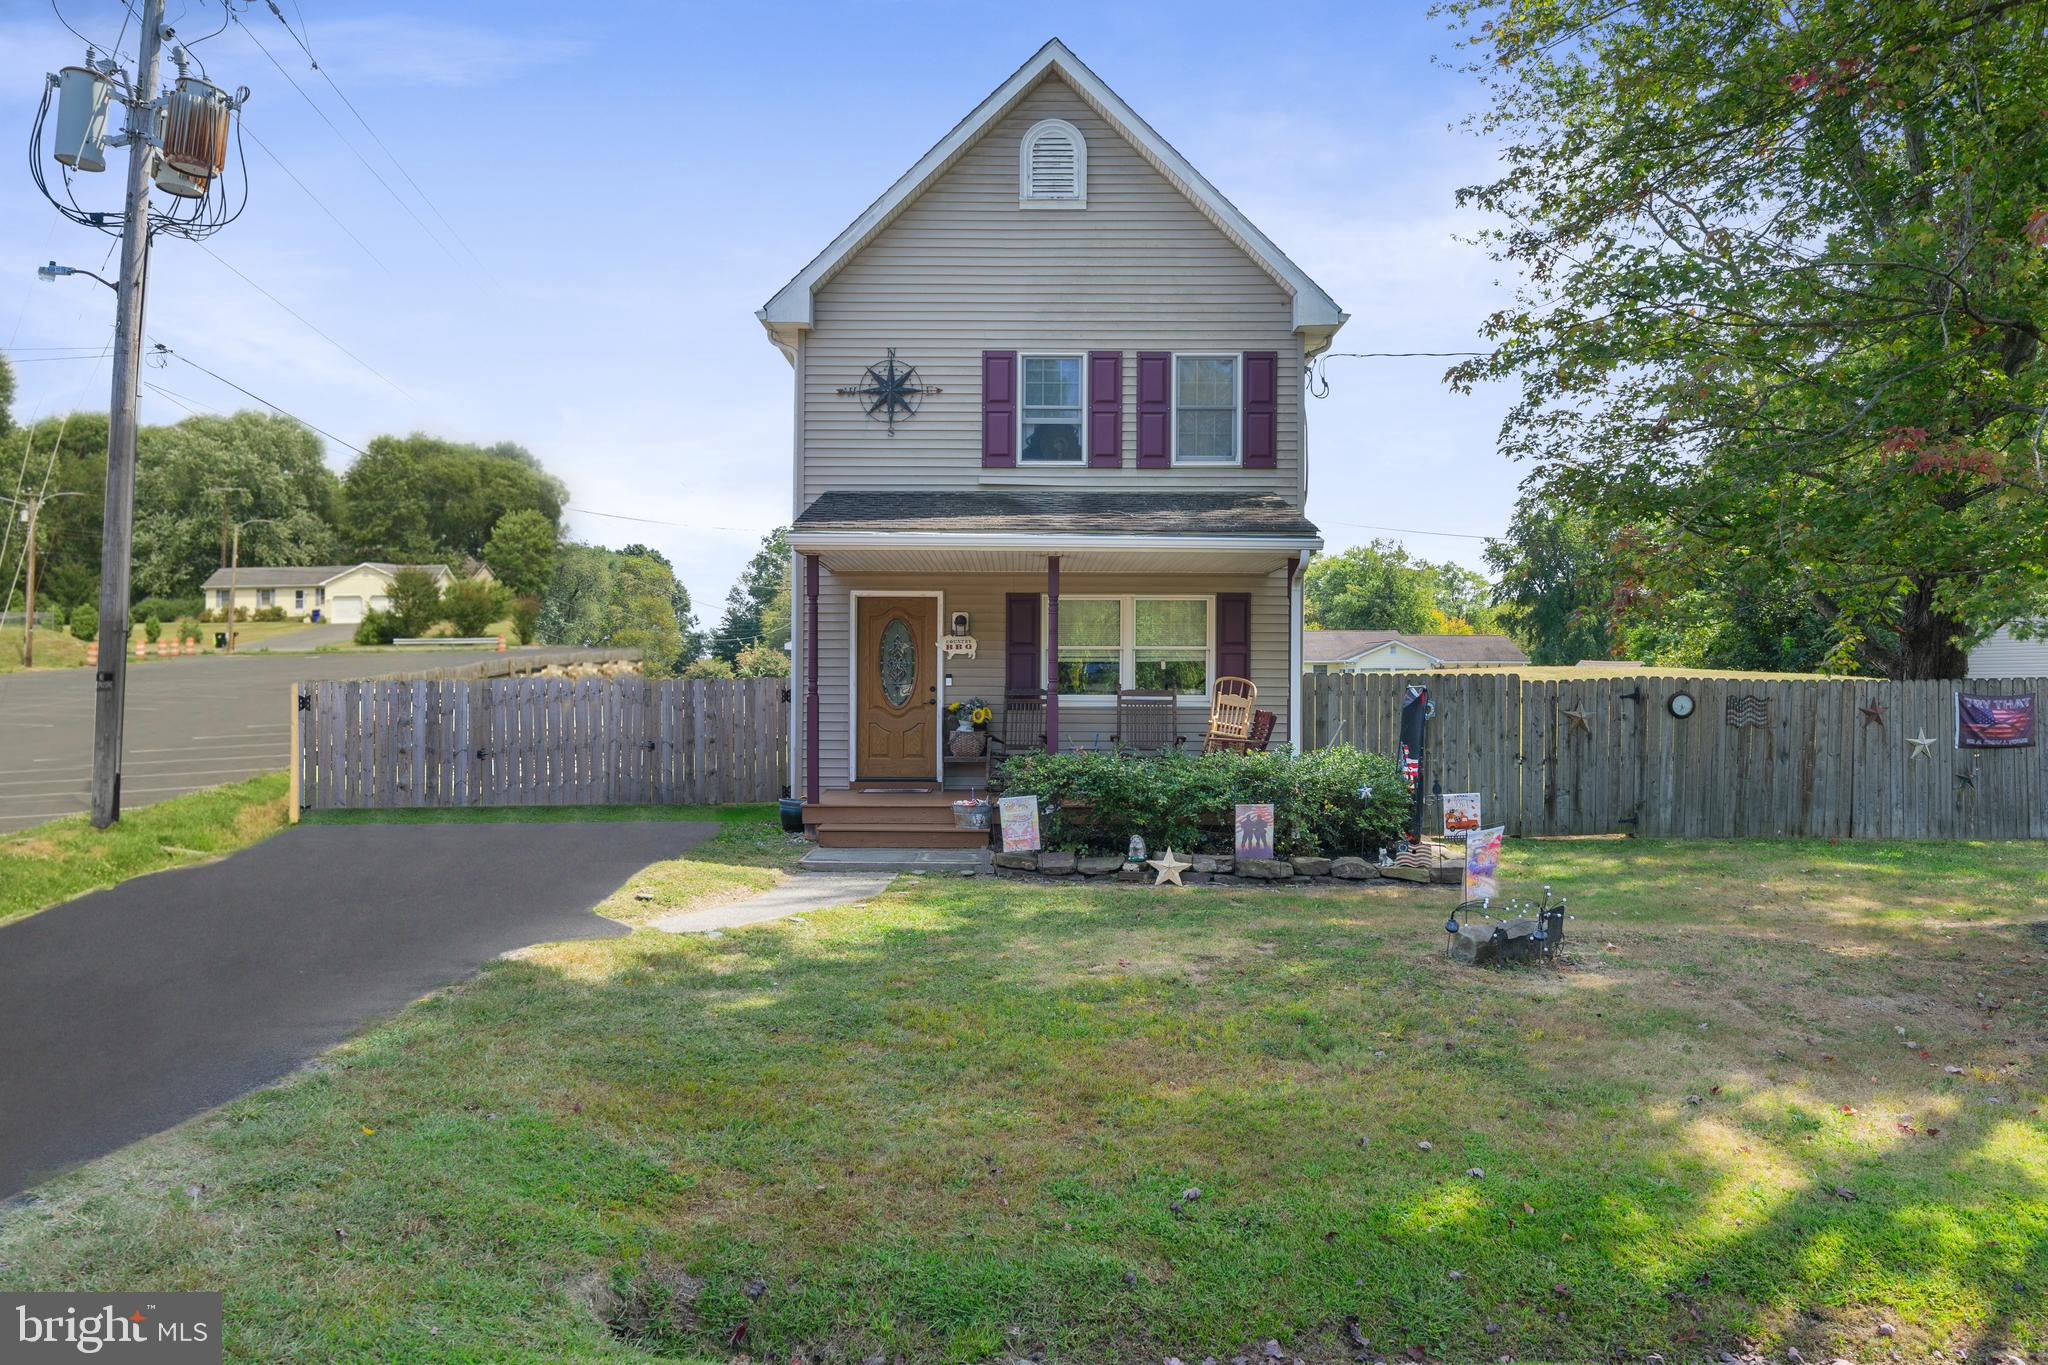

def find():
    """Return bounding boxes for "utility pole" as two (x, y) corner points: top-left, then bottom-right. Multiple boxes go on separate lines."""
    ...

(225, 515), (275, 654)
(87, 0), (167, 828)
(5, 491), (83, 668)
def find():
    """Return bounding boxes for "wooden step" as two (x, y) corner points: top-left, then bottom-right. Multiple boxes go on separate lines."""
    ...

(814, 788), (955, 806)
(814, 823), (991, 849)
(805, 802), (962, 828)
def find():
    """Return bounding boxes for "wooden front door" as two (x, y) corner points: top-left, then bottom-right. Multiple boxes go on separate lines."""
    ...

(855, 596), (938, 780)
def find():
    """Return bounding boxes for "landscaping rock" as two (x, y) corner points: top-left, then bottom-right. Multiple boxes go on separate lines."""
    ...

(1329, 856), (1378, 880)
(1116, 866), (1147, 882)
(1038, 851), (1076, 876)
(1077, 854), (1124, 877)
(1289, 856), (1332, 877)
(1191, 854), (1234, 875)
(1238, 858), (1295, 880)
(993, 851), (1037, 870)
(1182, 872), (1212, 885)
(1381, 864), (1431, 884)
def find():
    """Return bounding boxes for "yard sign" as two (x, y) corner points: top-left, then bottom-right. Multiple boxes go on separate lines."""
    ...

(1464, 826), (1505, 901)
(1442, 792), (1481, 836)
(1233, 803), (1275, 860)
(998, 795), (1041, 853)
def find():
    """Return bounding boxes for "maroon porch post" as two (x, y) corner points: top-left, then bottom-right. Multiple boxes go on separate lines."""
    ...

(1045, 555), (1060, 753)
(804, 553), (821, 804)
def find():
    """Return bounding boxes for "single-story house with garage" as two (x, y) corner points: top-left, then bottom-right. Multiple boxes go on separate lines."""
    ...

(198, 562), (489, 624)
(1304, 629), (1529, 673)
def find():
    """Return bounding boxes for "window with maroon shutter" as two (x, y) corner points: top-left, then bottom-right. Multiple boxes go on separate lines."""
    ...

(1216, 592), (1252, 683)
(982, 351), (1017, 468)
(1005, 593), (1041, 693)
(1086, 351), (1122, 467)
(1241, 351), (1278, 469)
(1135, 352), (1171, 468)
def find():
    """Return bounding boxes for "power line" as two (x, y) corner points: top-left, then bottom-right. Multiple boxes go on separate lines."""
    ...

(241, 124), (394, 277)
(151, 343), (368, 457)
(1321, 518), (1492, 542)
(565, 506), (768, 535)
(190, 239), (410, 396)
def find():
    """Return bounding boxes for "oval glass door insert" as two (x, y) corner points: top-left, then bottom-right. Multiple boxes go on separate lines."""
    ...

(879, 618), (915, 706)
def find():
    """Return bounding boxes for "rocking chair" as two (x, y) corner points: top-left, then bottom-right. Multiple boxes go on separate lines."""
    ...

(1201, 677), (1258, 753)
(987, 691), (1048, 793)
(1112, 688), (1183, 755)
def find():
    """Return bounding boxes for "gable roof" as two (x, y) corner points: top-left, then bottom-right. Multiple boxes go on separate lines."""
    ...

(1303, 631), (1530, 666)
(758, 39), (1346, 355)
(793, 490), (1318, 540)
(199, 562), (453, 591)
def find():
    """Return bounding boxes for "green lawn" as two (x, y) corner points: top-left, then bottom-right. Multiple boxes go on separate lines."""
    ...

(0, 772), (290, 923)
(1, 823), (2042, 1364)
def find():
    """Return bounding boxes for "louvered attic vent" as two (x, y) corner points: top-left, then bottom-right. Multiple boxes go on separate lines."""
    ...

(1020, 118), (1086, 206)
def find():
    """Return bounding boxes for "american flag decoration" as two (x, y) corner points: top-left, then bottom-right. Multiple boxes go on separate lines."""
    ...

(1400, 743), (1420, 787)
(1957, 692), (2035, 748)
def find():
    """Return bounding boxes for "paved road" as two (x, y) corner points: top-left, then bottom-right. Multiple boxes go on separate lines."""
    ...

(0, 651), (530, 833)
(0, 820), (719, 1198)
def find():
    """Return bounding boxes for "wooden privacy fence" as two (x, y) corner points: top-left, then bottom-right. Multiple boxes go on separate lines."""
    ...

(1302, 671), (2048, 841)
(295, 676), (788, 811)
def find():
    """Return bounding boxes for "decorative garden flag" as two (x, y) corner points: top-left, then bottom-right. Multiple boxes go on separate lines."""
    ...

(998, 795), (1041, 853)
(1442, 792), (1481, 836)
(1956, 692), (2035, 748)
(1464, 826), (1505, 901)
(1234, 803), (1275, 860)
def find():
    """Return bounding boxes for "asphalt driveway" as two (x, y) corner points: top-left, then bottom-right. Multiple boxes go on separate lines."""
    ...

(0, 820), (719, 1198)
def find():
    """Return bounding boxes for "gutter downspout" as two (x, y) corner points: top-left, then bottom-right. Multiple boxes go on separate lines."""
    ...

(1287, 555), (1303, 750)
(1045, 555), (1060, 753)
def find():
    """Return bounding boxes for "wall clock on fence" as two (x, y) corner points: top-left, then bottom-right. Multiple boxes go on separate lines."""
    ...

(1668, 691), (1696, 719)
(835, 348), (940, 436)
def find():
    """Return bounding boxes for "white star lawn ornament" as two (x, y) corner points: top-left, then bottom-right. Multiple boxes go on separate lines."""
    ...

(1145, 847), (1192, 886)
(1907, 730), (1939, 759)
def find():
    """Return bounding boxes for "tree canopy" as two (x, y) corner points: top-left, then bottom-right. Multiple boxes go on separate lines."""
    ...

(536, 542), (701, 677)
(1303, 540), (1500, 634)
(0, 351), (15, 437)
(339, 435), (565, 563)
(1441, 0), (2048, 677)
(713, 527), (789, 661)
(483, 508), (558, 599)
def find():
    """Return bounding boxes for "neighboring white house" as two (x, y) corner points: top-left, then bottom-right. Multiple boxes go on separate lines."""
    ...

(1969, 623), (2048, 675)
(1304, 630), (1530, 673)
(197, 562), (485, 624)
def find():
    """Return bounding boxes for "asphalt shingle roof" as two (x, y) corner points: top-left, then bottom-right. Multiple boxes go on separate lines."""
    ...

(1303, 630), (1529, 666)
(198, 563), (450, 591)
(792, 491), (1318, 538)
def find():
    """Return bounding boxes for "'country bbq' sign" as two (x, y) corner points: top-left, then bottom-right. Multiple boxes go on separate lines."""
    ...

(1956, 692), (2036, 748)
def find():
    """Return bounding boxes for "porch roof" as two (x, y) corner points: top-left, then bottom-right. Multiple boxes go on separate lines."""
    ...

(789, 491), (1320, 574)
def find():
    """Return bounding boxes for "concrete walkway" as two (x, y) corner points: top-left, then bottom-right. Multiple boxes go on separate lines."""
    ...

(0, 820), (718, 1199)
(648, 874), (896, 934)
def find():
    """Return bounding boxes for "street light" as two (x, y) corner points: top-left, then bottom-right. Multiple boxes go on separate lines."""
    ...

(223, 515), (279, 654)
(37, 260), (117, 290)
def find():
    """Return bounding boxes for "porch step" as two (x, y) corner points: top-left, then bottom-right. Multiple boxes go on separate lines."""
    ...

(814, 823), (991, 849)
(804, 802), (961, 828)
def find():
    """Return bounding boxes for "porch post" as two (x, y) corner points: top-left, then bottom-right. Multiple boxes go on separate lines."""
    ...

(1045, 554), (1060, 753)
(1287, 555), (1303, 750)
(804, 553), (821, 804)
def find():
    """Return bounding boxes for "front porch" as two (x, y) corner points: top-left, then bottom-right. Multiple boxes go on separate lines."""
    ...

(787, 493), (1319, 850)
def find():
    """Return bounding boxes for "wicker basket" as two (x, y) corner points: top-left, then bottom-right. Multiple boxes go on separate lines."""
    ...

(948, 728), (988, 758)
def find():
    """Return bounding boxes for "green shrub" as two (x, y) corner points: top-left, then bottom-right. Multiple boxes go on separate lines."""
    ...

(69, 603), (98, 642)
(510, 594), (541, 646)
(995, 745), (1412, 858)
(254, 605), (287, 622)
(143, 614), (162, 643)
(443, 578), (507, 637)
(353, 609), (399, 646)
(176, 617), (201, 643)
(388, 568), (443, 637)
(132, 595), (201, 622)
(681, 657), (735, 680)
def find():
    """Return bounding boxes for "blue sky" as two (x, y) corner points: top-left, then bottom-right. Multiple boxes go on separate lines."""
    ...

(1, 0), (1518, 610)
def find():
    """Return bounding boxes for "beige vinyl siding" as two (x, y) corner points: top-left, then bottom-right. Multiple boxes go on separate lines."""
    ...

(797, 567), (1291, 788)
(799, 73), (1303, 505)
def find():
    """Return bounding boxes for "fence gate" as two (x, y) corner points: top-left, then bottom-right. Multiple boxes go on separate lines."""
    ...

(295, 676), (788, 811)
(1302, 671), (2048, 841)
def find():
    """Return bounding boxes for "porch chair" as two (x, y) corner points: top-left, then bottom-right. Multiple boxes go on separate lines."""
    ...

(1201, 677), (1258, 753)
(987, 691), (1048, 793)
(1111, 688), (1183, 755)
(1243, 708), (1277, 752)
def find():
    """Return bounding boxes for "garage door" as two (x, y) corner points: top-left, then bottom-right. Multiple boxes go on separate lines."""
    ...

(328, 596), (364, 624)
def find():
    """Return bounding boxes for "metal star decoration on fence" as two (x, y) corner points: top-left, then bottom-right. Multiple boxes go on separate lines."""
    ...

(1146, 848), (1191, 886)
(1562, 706), (1592, 735)
(1859, 700), (1886, 728)
(1907, 730), (1939, 758)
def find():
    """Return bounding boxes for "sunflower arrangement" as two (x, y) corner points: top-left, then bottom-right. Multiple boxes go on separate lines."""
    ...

(946, 696), (994, 731)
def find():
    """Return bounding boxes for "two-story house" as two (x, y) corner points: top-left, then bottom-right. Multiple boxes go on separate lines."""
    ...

(763, 40), (1344, 843)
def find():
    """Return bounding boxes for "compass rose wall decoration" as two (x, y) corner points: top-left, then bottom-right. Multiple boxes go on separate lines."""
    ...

(835, 348), (941, 436)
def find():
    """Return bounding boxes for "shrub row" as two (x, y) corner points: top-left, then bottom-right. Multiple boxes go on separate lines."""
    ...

(995, 745), (1413, 858)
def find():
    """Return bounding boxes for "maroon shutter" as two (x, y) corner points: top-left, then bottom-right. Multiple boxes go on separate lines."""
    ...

(982, 351), (1016, 468)
(1005, 593), (1041, 693)
(1086, 350), (1122, 467)
(1242, 351), (1278, 468)
(1136, 351), (1171, 468)
(1216, 592), (1251, 684)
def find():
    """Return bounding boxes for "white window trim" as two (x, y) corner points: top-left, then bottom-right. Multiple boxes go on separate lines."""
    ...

(1170, 352), (1241, 467)
(1044, 594), (1216, 703)
(1019, 117), (1087, 208)
(1017, 352), (1087, 466)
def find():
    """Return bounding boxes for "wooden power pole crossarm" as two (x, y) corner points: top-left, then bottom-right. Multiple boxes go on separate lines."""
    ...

(89, 0), (168, 828)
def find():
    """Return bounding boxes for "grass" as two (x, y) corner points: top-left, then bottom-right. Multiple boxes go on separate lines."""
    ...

(1, 828), (2043, 1364)
(0, 623), (90, 672)
(0, 772), (290, 924)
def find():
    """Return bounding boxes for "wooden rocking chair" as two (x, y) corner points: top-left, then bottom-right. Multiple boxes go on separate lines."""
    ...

(1201, 677), (1258, 753)
(987, 691), (1048, 793)
(1112, 688), (1183, 755)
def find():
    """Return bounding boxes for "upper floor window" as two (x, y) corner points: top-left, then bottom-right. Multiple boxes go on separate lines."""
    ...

(1021, 354), (1084, 463)
(1020, 119), (1086, 206)
(1174, 355), (1238, 465)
